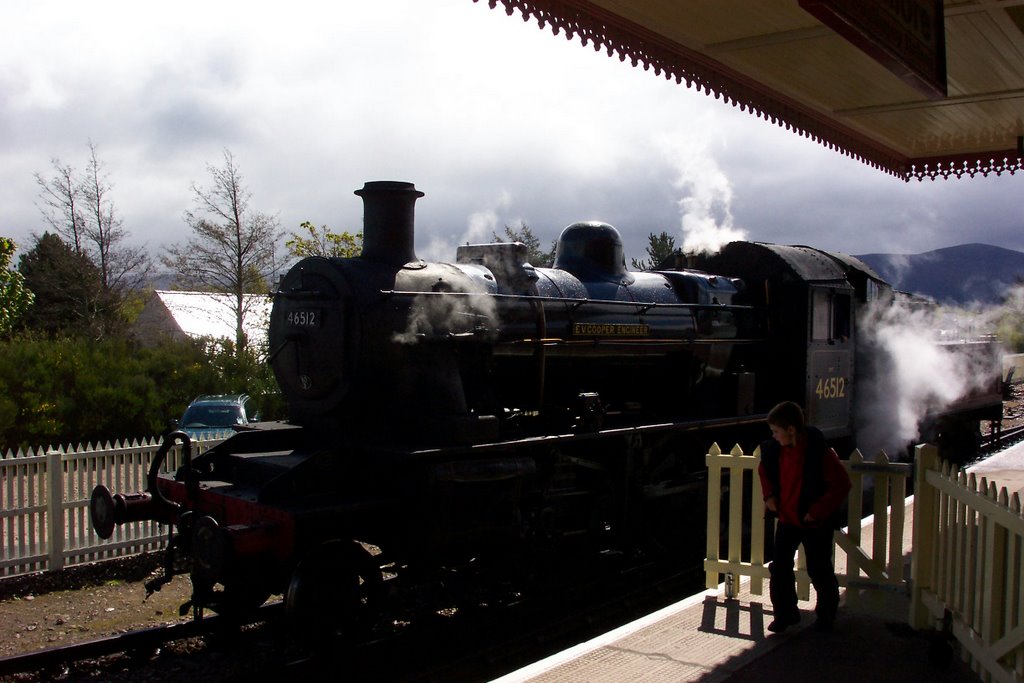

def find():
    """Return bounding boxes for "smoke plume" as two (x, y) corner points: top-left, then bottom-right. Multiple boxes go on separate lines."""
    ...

(392, 290), (497, 345)
(422, 191), (516, 262)
(660, 132), (747, 255)
(854, 297), (1003, 458)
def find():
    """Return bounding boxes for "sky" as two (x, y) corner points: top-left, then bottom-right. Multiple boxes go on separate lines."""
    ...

(2, 0), (1022, 270)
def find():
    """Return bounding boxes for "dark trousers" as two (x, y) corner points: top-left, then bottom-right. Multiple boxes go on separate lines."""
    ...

(768, 521), (839, 619)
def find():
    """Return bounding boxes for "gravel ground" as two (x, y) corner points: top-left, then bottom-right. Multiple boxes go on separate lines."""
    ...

(0, 556), (291, 682)
(0, 555), (195, 661)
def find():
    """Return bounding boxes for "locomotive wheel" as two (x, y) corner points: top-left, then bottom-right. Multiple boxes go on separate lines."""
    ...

(285, 539), (384, 646)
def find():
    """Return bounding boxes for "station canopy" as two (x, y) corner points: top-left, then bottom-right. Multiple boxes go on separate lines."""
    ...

(477, 0), (1024, 181)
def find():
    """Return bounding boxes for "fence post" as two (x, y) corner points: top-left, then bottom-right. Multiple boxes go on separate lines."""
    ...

(725, 444), (746, 598)
(981, 482), (1008, 653)
(46, 447), (65, 572)
(750, 444), (766, 596)
(910, 443), (939, 629)
(705, 442), (724, 590)
(842, 450), (864, 608)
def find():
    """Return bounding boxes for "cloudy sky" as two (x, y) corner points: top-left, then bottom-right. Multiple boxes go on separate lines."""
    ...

(3, 0), (1022, 270)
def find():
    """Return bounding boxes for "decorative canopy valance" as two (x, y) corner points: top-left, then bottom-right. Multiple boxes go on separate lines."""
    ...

(477, 0), (1024, 181)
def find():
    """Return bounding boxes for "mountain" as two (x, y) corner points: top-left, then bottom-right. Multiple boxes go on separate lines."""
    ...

(854, 243), (1024, 305)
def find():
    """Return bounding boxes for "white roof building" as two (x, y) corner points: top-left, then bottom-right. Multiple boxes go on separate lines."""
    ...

(133, 290), (272, 349)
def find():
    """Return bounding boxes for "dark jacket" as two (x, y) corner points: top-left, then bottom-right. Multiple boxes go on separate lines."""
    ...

(758, 426), (851, 529)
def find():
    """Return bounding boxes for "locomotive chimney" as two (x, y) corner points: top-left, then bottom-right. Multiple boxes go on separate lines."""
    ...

(355, 181), (424, 266)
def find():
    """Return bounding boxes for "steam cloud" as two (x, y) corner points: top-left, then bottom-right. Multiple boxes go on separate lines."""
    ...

(854, 297), (1004, 459)
(660, 132), (747, 255)
(392, 290), (498, 345)
(422, 190), (516, 262)
(403, 190), (518, 344)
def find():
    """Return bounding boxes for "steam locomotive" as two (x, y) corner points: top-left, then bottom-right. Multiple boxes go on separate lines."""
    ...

(90, 181), (1002, 634)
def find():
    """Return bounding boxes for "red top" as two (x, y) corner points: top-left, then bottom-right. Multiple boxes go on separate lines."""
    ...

(759, 435), (850, 527)
(775, 441), (804, 525)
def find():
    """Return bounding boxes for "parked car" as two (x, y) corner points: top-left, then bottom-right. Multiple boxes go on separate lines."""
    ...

(177, 394), (258, 439)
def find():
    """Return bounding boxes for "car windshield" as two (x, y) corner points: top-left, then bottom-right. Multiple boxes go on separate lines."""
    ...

(181, 405), (243, 427)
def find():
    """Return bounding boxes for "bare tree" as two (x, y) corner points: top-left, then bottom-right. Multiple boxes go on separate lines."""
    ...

(80, 142), (151, 302)
(33, 142), (151, 336)
(35, 160), (86, 254)
(164, 149), (283, 352)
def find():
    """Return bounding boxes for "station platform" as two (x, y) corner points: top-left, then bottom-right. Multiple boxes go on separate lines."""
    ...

(492, 498), (982, 683)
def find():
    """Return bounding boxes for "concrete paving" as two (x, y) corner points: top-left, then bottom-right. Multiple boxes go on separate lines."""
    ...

(492, 575), (981, 683)
(968, 439), (1024, 497)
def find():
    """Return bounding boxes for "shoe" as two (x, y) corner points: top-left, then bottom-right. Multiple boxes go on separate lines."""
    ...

(767, 613), (800, 633)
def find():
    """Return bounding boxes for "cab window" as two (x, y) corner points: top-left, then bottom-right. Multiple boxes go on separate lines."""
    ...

(812, 289), (830, 340)
(811, 288), (852, 343)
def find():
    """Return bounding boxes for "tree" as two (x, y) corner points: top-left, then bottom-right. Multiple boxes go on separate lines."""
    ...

(35, 159), (86, 254)
(493, 221), (556, 267)
(33, 142), (151, 336)
(0, 238), (33, 336)
(0, 334), (270, 451)
(18, 233), (104, 337)
(286, 221), (362, 258)
(79, 142), (151, 301)
(630, 231), (677, 271)
(163, 149), (284, 353)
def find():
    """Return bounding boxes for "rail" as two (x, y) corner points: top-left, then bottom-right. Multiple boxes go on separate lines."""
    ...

(0, 435), (226, 577)
(0, 601), (282, 678)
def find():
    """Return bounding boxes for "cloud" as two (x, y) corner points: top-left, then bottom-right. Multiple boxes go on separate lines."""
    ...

(1, 0), (1021, 268)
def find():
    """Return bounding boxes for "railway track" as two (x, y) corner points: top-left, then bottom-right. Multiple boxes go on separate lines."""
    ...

(405, 564), (705, 682)
(282, 557), (705, 682)
(0, 603), (280, 681)
(0, 557), (702, 682)
(981, 422), (1024, 453)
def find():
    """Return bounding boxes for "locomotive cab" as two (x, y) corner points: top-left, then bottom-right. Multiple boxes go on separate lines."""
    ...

(806, 283), (854, 437)
(688, 242), (857, 441)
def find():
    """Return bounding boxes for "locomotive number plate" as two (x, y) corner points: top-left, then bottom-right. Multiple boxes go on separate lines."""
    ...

(286, 309), (321, 328)
(815, 375), (846, 399)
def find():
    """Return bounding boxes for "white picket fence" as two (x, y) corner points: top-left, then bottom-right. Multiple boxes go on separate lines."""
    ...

(911, 444), (1024, 683)
(704, 441), (1024, 683)
(0, 435), (226, 577)
(703, 442), (911, 599)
